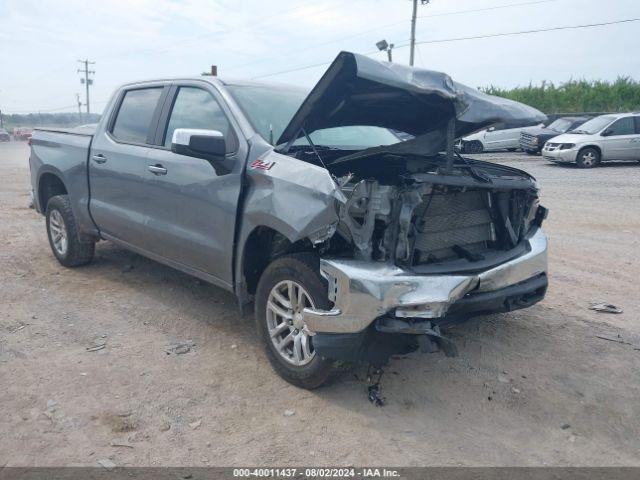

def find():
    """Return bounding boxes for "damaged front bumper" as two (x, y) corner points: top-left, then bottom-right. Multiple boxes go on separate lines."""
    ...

(304, 227), (548, 334)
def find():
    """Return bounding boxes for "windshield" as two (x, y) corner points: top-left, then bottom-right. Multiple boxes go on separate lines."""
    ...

(227, 84), (401, 148)
(573, 116), (615, 134)
(547, 118), (573, 133)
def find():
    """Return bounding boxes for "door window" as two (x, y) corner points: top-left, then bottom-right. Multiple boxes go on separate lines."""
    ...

(606, 117), (635, 136)
(634, 116), (640, 134)
(111, 88), (163, 144)
(164, 87), (235, 151)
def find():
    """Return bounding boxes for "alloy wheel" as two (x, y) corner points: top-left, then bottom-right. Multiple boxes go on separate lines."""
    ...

(266, 280), (316, 366)
(49, 209), (68, 256)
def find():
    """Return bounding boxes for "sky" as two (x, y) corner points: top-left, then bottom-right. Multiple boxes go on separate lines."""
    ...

(1, 0), (639, 114)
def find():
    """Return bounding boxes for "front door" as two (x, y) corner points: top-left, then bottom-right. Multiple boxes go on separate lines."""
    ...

(141, 84), (246, 287)
(600, 117), (638, 160)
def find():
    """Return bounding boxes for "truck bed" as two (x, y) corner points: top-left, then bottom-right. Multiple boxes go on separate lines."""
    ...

(30, 127), (96, 235)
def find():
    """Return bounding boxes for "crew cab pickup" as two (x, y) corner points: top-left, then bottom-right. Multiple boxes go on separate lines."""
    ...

(30, 52), (549, 389)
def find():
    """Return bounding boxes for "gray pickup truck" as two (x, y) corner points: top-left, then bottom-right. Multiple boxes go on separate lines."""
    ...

(30, 52), (549, 389)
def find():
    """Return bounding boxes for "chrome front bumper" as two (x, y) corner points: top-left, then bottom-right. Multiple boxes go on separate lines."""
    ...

(303, 228), (548, 334)
(542, 147), (578, 163)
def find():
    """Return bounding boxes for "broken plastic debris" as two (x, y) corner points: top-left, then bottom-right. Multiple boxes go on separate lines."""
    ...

(165, 341), (195, 355)
(589, 303), (623, 314)
(97, 458), (116, 470)
(110, 438), (134, 448)
(367, 366), (386, 407)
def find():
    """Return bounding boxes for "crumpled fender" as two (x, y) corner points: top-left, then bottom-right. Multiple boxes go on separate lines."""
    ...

(233, 148), (345, 303)
(241, 150), (345, 243)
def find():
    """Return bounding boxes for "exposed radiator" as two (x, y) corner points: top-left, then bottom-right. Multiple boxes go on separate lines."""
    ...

(413, 190), (495, 263)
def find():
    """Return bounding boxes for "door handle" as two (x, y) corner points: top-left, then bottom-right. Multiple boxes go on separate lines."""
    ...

(91, 154), (107, 164)
(148, 164), (167, 175)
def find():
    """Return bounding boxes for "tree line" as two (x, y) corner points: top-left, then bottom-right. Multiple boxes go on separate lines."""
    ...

(481, 77), (640, 114)
(1, 112), (101, 130)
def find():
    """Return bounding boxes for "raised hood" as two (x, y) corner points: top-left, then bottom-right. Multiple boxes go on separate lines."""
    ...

(277, 51), (546, 153)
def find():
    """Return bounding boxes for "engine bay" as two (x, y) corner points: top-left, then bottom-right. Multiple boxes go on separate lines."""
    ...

(289, 147), (545, 272)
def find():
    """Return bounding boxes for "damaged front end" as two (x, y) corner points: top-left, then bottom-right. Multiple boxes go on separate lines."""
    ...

(269, 51), (549, 365)
(297, 154), (548, 365)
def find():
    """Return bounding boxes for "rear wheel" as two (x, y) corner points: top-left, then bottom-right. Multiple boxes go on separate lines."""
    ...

(576, 147), (600, 168)
(46, 195), (95, 267)
(255, 253), (335, 389)
(463, 140), (484, 154)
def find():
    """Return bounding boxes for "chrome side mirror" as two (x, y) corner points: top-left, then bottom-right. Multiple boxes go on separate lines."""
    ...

(171, 128), (226, 158)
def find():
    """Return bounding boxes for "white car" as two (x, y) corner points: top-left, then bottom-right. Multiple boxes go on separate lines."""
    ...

(458, 122), (544, 153)
(542, 113), (640, 168)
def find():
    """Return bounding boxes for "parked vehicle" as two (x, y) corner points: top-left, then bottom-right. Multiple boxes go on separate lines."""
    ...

(457, 121), (545, 153)
(0, 129), (10, 142)
(520, 116), (591, 154)
(29, 52), (549, 388)
(13, 127), (33, 141)
(543, 113), (640, 168)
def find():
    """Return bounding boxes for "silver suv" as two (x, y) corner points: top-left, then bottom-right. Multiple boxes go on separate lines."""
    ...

(542, 113), (640, 168)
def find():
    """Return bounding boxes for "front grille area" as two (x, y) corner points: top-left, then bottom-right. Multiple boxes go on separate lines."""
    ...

(413, 190), (495, 263)
(519, 132), (538, 149)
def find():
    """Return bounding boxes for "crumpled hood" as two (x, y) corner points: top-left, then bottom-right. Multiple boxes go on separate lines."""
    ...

(277, 51), (546, 152)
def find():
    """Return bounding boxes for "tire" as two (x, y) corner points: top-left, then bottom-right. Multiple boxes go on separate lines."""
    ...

(576, 147), (601, 168)
(463, 140), (484, 154)
(525, 149), (538, 155)
(255, 253), (335, 389)
(507, 148), (518, 152)
(45, 195), (95, 267)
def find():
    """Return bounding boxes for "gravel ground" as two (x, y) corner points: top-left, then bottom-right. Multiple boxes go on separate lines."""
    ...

(1, 142), (639, 466)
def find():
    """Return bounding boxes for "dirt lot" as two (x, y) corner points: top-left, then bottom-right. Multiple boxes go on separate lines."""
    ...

(1, 141), (639, 467)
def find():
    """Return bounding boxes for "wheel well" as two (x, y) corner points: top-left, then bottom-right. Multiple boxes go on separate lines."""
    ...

(578, 145), (601, 157)
(242, 226), (313, 295)
(38, 173), (67, 211)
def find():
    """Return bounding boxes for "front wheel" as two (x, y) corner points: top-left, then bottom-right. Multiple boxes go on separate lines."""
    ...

(255, 253), (335, 389)
(576, 147), (601, 168)
(46, 195), (95, 267)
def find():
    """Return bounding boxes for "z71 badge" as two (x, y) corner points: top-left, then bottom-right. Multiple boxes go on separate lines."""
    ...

(250, 158), (275, 170)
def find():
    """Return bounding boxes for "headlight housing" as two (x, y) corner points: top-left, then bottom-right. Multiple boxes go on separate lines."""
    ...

(559, 143), (575, 150)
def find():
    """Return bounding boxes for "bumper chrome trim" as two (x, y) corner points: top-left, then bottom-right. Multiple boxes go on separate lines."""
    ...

(303, 228), (548, 333)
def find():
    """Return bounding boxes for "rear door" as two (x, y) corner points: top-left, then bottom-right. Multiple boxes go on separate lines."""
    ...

(89, 84), (169, 247)
(484, 124), (520, 150)
(141, 82), (247, 287)
(600, 117), (637, 160)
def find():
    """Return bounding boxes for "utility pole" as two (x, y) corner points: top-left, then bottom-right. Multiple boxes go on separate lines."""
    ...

(76, 93), (83, 123)
(410, 0), (429, 66)
(77, 59), (95, 115)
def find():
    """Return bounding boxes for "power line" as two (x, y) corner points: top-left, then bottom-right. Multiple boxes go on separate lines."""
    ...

(233, 0), (558, 72)
(416, 0), (557, 20)
(409, 17), (640, 47)
(252, 17), (640, 79)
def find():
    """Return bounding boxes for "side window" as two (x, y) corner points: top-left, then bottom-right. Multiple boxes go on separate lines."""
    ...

(111, 88), (163, 144)
(164, 87), (235, 151)
(634, 116), (640, 134)
(606, 117), (635, 136)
